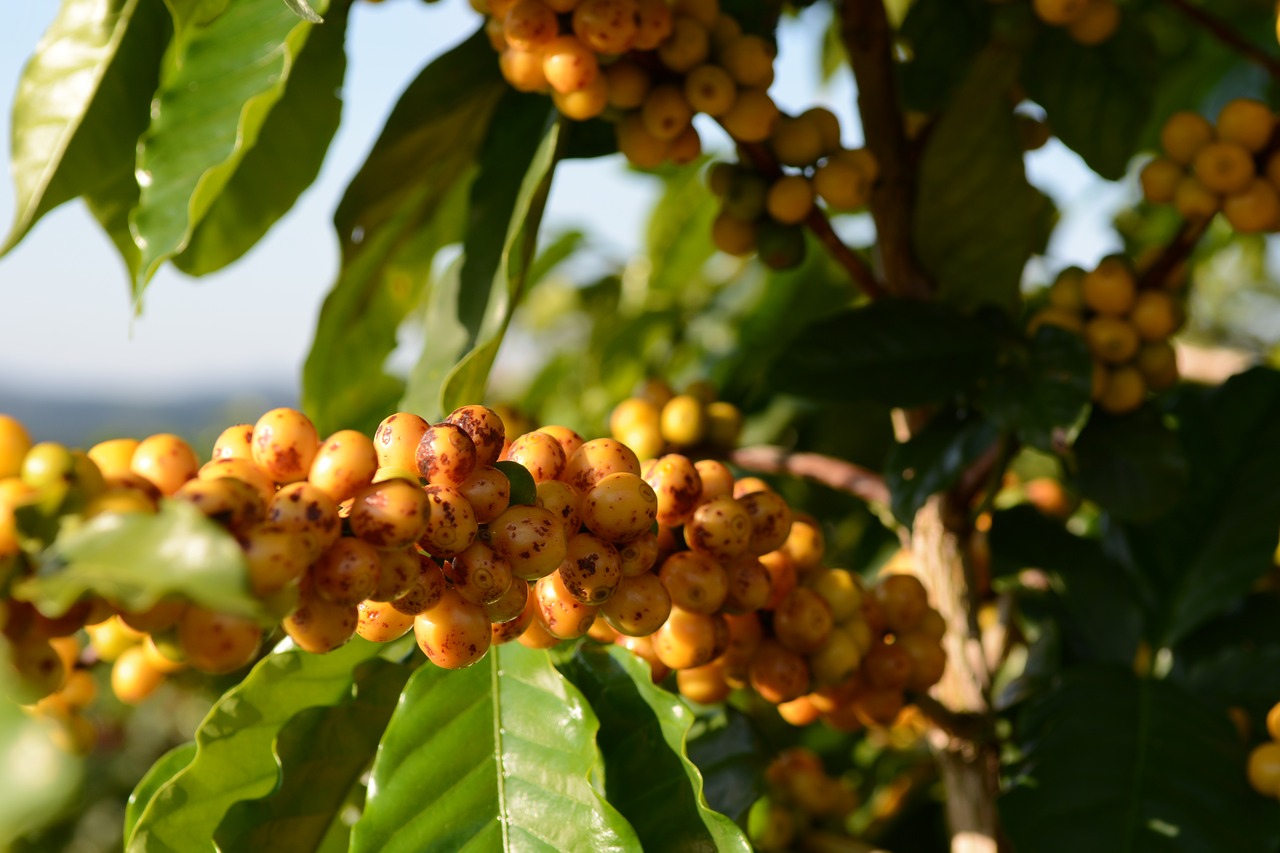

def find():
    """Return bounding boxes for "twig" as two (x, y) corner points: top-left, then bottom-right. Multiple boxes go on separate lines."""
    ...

(734, 141), (886, 300)
(729, 446), (890, 505)
(1162, 0), (1280, 80)
(840, 0), (931, 299)
(913, 693), (990, 743)
(1137, 216), (1210, 291)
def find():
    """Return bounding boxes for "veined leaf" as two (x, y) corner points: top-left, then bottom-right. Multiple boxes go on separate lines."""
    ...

(172, 0), (350, 275)
(124, 742), (197, 844)
(130, 0), (330, 294)
(3, 0), (161, 256)
(216, 657), (413, 852)
(126, 638), (385, 852)
(15, 499), (266, 621)
(351, 643), (640, 852)
(558, 645), (752, 852)
(303, 29), (504, 434)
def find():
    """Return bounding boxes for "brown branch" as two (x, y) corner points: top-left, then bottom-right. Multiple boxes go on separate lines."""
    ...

(735, 141), (886, 300)
(913, 693), (991, 743)
(729, 446), (890, 504)
(840, 0), (930, 299)
(1162, 0), (1280, 79)
(1137, 216), (1210, 291)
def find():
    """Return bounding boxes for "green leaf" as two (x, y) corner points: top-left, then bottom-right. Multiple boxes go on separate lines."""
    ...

(1129, 369), (1280, 646)
(978, 325), (1093, 451)
(216, 657), (413, 852)
(125, 742), (197, 845)
(495, 461), (537, 507)
(686, 708), (769, 826)
(3, 0), (162, 256)
(767, 299), (998, 408)
(1072, 408), (1188, 522)
(885, 411), (1001, 527)
(351, 643), (640, 852)
(558, 645), (752, 853)
(126, 638), (385, 853)
(1022, 17), (1158, 180)
(130, 0), (329, 293)
(646, 160), (718, 294)
(899, 0), (991, 112)
(15, 499), (266, 620)
(437, 118), (564, 415)
(281, 0), (323, 23)
(303, 29), (504, 434)
(1002, 666), (1270, 853)
(172, 0), (350, 275)
(915, 44), (1038, 312)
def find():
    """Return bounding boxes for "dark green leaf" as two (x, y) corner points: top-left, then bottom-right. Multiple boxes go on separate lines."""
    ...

(131, 0), (330, 293)
(126, 638), (385, 852)
(885, 411), (1000, 527)
(1183, 644), (1280, 718)
(1072, 408), (1187, 522)
(351, 643), (640, 852)
(3, 0), (165, 257)
(172, 0), (350, 275)
(1002, 666), (1270, 853)
(495, 461), (537, 506)
(915, 45), (1038, 312)
(686, 708), (769, 826)
(978, 325), (1092, 450)
(899, 0), (991, 112)
(125, 743), (197, 845)
(558, 645), (751, 853)
(303, 29), (504, 434)
(16, 499), (266, 621)
(281, 0), (323, 22)
(216, 657), (413, 852)
(768, 299), (997, 408)
(1022, 18), (1158, 180)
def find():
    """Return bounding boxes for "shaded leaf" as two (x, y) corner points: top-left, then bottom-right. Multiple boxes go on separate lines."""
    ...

(558, 644), (751, 852)
(915, 45), (1038, 312)
(16, 499), (265, 621)
(978, 325), (1092, 450)
(172, 0), (350, 275)
(1072, 408), (1187, 523)
(1002, 666), (1271, 853)
(216, 657), (413, 852)
(495, 461), (537, 507)
(899, 0), (991, 113)
(124, 742), (197, 844)
(351, 643), (640, 852)
(885, 411), (1000, 527)
(686, 707), (769, 826)
(126, 638), (385, 852)
(646, 160), (719, 294)
(768, 299), (997, 408)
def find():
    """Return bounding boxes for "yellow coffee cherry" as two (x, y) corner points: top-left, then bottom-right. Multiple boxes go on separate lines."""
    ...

(616, 113), (670, 169)
(131, 434), (199, 496)
(392, 559), (446, 615)
(1193, 141), (1255, 195)
(535, 478), (582, 533)
(485, 13), (507, 51)
(283, 584), (358, 653)
(486, 576), (530, 626)
(1097, 366), (1146, 414)
(1173, 175), (1220, 221)
(85, 616), (144, 663)
(491, 504), (568, 580)
(508, 431), (569, 484)
(447, 540), (515, 606)
(813, 158), (870, 210)
(738, 490), (793, 555)
(349, 478), (430, 549)
(644, 453), (702, 527)
(1139, 157), (1183, 204)
(504, 0), (559, 51)
(809, 568), (862, 622)
(1066, 0), (1119, 45)
(1223, 177), (1280, 233)
(721, 553), (772, 614)
(1248, 742), (1280, 797)
(557, 532), (623, 604)
(653, 606), (724, 670)
(1029, 307), (1083, 336)
(374, 412), (430, 473)
(669, 126), (702, 166)
(1081, 257), (1136, 315)
(659, 394), (708, 446)
(711, 210), (758, 257)
(719, 34), (775, 88)
(809, 626), (862, 686)
(416, 423), (478, 488)
(605, 59), (651, 110)
(1032, 0), (1088, 26)
(1217, 97), (1274, 153)
(641, 84), (694, 142)
(769, 115), (826, 168)
(420, 484), (479, 557)
(685, 495), (751, 561)
(766, 175), (815, 225)
(178, 608), (261, 674)
(458, 466), (511, 524)
(709, 11), (740, 49)
(414, 588), (493, 669)
(780, 513), (824, 572)
(86, 437), (137, 480)
(657, 15), (710, 73)
(251, 408), (319, 485)
(312, 537), (383, 605)
(683, 64), (736, 117)
(111, 645), (164, 705)
(610, 398), (662, 442)
(1136, 341), (1178, 391)
(658, 550), (729, 614)
(673, 0), (717, 27)
(211, 424), (254, 462)
(1047, 267), (1085, 311)
(199, 457), (275, 504)
(705, 401), (741, 448)
(175, 477), (265, 534)
(582, 473), (658, 542)
(542, 34), (599, 94)
(804, 106), (843, 155)
(633, 0), (674, 50)
(1160, 111), (1214, 165)
(356, 599), (416, 643)
(1085, 316), (1141, 364)
(554, 73), (609, 121)
(0, 416), (32, 480)
(836, 147), (880, 183)
(718, 87), (779, 142)
(308, 429), (378, 503)
(562, 438), (641, 492)
(239, 522), (314, 597)
(535, 569), (600, 639)
(1130, 290), (1181, 341)
(572, 0), (639, 54)
(617, 531), (660, 578)
(601, 571), (672, 636)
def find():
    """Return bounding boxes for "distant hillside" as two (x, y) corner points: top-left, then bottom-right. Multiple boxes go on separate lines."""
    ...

(0, 385), (298, 452)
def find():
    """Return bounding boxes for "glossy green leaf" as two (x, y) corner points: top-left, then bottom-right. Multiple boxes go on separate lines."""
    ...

(15, 499), (266, 620)
(1073, 408), (1188, 522)
(130, 0), (329, 293)
(126, 638), (385, 853)
(915, 45), (1038, 312)
(172, 0), (350, 275)
(303, 29), (503, 434)
(437, 118), (563, 415)
(767, 299), (997, 408)
(558, 645), (751, 852)
(885, 411), (1001, 527)
(1002, 666), (1269, 853)
(495, 461), (537, 506)
(1127, 369), (1280, 646)
(978, 325), (1093, 451)
(686, 707), (769, 826)
(1022, 18), (1158, 181)
(163, 0), (231, 43)
(216, 657), (413, 852)
(351, 643), (640, 853)
(124, 742), (197, 845)
(3, 0), (159, 256)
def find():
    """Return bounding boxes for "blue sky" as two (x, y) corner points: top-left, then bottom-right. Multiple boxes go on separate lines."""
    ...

(0, 1), (1120, 403)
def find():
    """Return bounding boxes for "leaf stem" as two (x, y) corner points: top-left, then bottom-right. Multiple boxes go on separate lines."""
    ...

(728, 446), (890, 504)
(1161, 0), (1280, 79)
